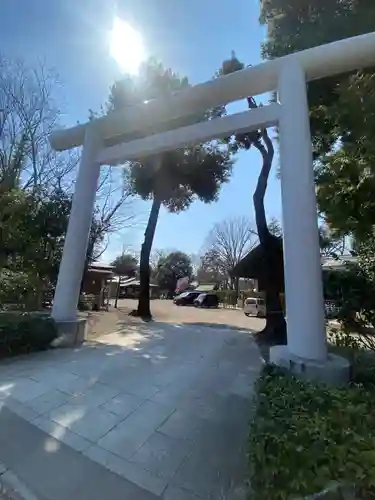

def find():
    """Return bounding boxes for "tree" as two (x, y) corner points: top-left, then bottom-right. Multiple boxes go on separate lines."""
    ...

(220, 54), (286, 343)
(197, 248), (226, 285)
(0, 187), (72, 308)
(110, 252), (138, 308)
(203, 216), (258, 288)
(315, 133), (375, 242)
(79, 171), (135, 294)
(260, 0), (375, 242)
(110, 253), (138, 277)
(188, 253), (201, 279)
(106, 59), (233, 318)
(0, 55), (137, 312)
(319, 224), (346, 257)
(268, 217), (282, 238)
(155, 251), (193, 295)
(149, 249), (173, 271)
(0, 55), (77, 192)
(0, 54), (135, 258)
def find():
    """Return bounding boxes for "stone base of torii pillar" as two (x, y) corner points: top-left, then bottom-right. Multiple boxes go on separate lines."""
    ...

(270, 346), (350, 385)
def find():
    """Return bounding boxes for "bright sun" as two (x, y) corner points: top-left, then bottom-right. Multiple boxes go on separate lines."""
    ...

(109, 17), (146, 74)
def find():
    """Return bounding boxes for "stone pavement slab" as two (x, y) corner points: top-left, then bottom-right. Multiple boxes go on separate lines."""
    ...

(0, 322), (262, 498)
(0, 406), (158, 500)
(26, 390), (68, 415)
(82, 445), (168, 496)
(47, 402), (123, 441)
(100, 391), (145, 417)
(131, 431), (193, 479)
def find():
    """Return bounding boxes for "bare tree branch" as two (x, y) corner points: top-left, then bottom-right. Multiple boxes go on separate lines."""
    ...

(203, 216), (258, 285)
(0, 55), (65, 192)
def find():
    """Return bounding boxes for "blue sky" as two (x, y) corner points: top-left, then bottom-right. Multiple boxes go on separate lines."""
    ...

(1, 0), (282, 262)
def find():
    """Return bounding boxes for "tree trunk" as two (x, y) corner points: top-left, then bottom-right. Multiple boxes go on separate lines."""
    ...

(132, 197), (161, 319)
(253, 131), (287, 345)
(114, 277), (121, 308)
(260, 234), (286, 344)
(80, 238), (95, 296)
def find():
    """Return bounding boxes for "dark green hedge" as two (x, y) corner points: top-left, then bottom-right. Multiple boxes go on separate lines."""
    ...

(216, 290), (238, 306)
(249, 365), (375, 499)
(78, 294), (96, 311)
(0, 313), (57, 357)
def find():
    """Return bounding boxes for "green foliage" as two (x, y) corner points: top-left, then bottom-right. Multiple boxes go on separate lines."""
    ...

(0, 189), (34, 264)
(261, 0), (375, 70)
(0, 188), (71, 311)
(329, 327), (375, 387)
(215, 289), (238, 307)
(0, 134), (27, 190)
(0, 185), (108, 310)
(128, 145), (233, 211)
(329, 326), (375, 387)
(0, 188), (71, 285)
(219, 54), (263, 154)
(261, 0), (375, 158)
(328, 326), (361, 353)
(197, 248), (226, 284)
(316, 139), (375, 241)
(107, 60), (190, 112)
(110, 253), (138, 277)
(0, 55), (122, 315)
(0, 269), (39, 310)
(249, 365), (375, 500)
(0, 312), (57, 357)
(268, 218), (282, 238)
(323, 261), (375, 333)
(107, 59), (233, 212)
(319, 225), (346, 257)
(356, 234), (375, 283)
(261, 0), (375, 240)
(77, 294), (96, 312)
(323, 235), (375, 363)
(155, 252), (193, 294)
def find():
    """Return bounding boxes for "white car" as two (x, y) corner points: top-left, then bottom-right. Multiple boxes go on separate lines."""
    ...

(244, 297), (266, 318)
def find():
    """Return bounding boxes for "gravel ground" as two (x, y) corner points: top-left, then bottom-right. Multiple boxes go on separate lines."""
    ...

(85, 299), (265, 340)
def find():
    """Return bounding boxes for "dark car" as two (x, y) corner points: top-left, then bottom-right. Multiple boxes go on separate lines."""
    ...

(173, 291), (201, 306)
(194, 293), (219, 308)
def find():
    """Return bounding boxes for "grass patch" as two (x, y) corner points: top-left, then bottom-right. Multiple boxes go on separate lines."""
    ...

(249, 364), (375, 499)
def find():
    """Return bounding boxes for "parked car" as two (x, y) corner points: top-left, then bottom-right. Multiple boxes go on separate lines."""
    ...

(193, 293), (219, 308)
(244, 297), (266, 317)
(173, 291), (201, 306)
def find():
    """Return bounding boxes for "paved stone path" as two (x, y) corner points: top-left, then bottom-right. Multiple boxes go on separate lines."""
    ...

(0, 322), (262, 499)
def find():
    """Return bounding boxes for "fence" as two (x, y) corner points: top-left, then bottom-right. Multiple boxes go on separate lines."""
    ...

(216, 290), (285, 314)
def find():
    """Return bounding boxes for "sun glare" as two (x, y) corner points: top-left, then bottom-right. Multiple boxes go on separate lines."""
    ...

(109, 17), (146, 74)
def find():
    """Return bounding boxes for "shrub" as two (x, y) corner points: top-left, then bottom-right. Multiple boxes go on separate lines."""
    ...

(0, 312), (57, 357)
(249, 365), (375, 500)
(324, 264), (375, 332)
(328, 325), (375, 387)
(78, 294), (95, 311)
(216, 289), (238, 307)
(0, 269), (37, 310)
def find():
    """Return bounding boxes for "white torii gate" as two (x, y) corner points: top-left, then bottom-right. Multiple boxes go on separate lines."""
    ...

(49, 32), (375, 380)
